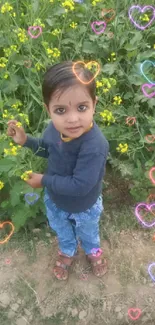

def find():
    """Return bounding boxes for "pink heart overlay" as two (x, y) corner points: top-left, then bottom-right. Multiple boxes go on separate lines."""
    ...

(142, 83), (155, 98)
(135, 203), (155, 227)
(128, 308), (142, 320)
(91, 21), (106, 35)
(128, 5), (155, 30)
(28, 26), (42, 39)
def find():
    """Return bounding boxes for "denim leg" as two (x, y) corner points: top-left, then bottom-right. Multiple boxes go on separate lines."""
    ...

(71, 196), (104, 255)
(43, 189), (78, 257)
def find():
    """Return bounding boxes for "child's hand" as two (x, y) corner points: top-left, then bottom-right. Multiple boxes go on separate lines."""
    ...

(6, 120), (27, 146)
(24, 172), (44, 188)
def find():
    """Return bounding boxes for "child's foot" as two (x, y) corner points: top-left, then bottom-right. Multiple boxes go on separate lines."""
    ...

(53, 253), (74, 280)
(86, 253), (107, 277)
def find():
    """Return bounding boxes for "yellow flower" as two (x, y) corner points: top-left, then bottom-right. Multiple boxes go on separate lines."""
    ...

(1, 2), (13, 13)
(103, 88), (109, 93)
(0, 181), (4, 190)
(70, 22), (77, 29)
(49, 0), (54, 2)
(46, 47), (60, 59)
(100, 110), (115, 125)
(35, 62), (44, 71)
(33, 18), (45, 28)
(140, 14), (149, 22)
(153, 44), (155, 49)
(11, 101), (22, 110)
(3, 72), (9, 79)
(16, 122), (22, 128)
(4, 45), (19, 57)
(62, 0), (75, 11)
(96, 81), (103, 88)
(21, 170), (33, 181)
(51, 28), (61, 36)
(113, 95), (122, 105)
(14, 28), (28, 43)
(0, 57), (8, 68)
(116, 143), (128, 153)
(92, 0), (102, 6)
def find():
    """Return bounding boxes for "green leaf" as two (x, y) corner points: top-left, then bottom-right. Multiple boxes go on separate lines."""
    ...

(82, 41), (98, 54)
(102, 63), (117, 76)
(32, 0), (39, 12)
(0, 159), (15, 172)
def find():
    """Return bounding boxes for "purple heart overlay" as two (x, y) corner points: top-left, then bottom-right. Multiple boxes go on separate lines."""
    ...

(91, 21), (106, 35)
(148, 263), (155, 282)
(28, 26), (42, 39)
(141, 83), (155, 98)
(135, 203), (155, 228)
(128, 5), (155, 30)
(24, 193), (40, 205)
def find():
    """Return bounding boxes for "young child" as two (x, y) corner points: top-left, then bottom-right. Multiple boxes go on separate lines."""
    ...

(7, 61), (109, 280)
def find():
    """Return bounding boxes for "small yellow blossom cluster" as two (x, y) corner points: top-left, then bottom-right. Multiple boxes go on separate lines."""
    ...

(100, 110), (115, 126)
(108, 52), (116, 62)
(41, 42), (61, 60)
(3, 45), (19, 58)
(11, 101), (22, 111)
(0, 57), (8, 68)
(33, 18), (45, 28)
(153, 44), (155, 49)
(14, 28), (28, 43)
(96, 77), (116, 93)
(0, 2), (16, 17)
(2, 110), (14, 119)
(0, 181), (4, 190)
(21, 170), (32, 181)
(16, 121), (22, 128)
(1, 2), (13, 13)
(116, 143), (128, 153)
(35, 61), (44, 71)
(62, 0), (75, 12)
(140, 14), (149, 22)
(4, 143), (22, 156)
(92, 0), (102, 6)
(70, 22), (77, 29)
(51, 28), (61, 36)
(113, 95), (122, 105)
(18, 113), (29, 126)
(49, 0), (54, 2)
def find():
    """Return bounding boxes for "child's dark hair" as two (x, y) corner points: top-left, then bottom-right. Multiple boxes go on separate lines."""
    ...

(42, 61), (96, 107)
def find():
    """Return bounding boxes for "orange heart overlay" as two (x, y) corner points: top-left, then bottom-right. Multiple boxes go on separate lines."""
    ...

(101, 8), (116, 23)
(0, 221), (14, 244)
(72, 61), (100, 85)
(145, 134), (155, 144)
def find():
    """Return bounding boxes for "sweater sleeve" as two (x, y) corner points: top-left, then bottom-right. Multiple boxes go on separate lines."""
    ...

(41, 150), (108, 196)
(22, 135), (49, 158)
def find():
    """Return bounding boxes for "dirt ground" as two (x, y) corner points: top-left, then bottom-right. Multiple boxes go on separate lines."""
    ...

(1, 168), (155, 325)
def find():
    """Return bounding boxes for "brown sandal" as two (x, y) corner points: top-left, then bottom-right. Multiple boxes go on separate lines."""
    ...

(53, 253), (74, 281)
(86, 253), (107, 277)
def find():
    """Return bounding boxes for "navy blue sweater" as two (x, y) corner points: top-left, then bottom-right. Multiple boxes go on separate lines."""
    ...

(23, 120), (109, 213)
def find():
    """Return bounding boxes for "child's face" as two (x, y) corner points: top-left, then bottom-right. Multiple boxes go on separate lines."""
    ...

(45, 84), (97, 138)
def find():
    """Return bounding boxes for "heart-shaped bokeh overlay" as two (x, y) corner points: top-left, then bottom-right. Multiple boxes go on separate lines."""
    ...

(140, 60), (155, 85)
(128, 5), (155, 30)
(141, 83), (155, 98)
(145, 135), (155, 144)
(148, 263), (155, 282)
(91, 21), (107, 35)
(101, 8), (116, 23)
(28, 26), (42, 39)
(24, 60), (32, 68)
(135, 203), (155, 227)
(149, 167), (155, 185)
(24, 192), (40, 205)
(0, 221), (15, 244)
(128, 308), (142, 320)
(72, 61), (100, 85)
(125, 116), (136, 126)
(91, 248), (103, 257)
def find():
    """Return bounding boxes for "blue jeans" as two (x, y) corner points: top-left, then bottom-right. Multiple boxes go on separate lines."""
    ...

(43, 188), (104, 257)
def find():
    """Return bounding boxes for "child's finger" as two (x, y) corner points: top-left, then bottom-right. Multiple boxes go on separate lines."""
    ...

(7, 120), (18, 126)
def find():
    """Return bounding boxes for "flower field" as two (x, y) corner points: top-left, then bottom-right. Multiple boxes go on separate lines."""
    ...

(0, 0), (155, 231)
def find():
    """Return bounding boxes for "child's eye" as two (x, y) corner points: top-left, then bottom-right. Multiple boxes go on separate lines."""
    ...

(55, 105), (87, 114)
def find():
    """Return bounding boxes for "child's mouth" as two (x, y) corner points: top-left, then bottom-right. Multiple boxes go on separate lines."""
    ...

(66, 126), (81, 132)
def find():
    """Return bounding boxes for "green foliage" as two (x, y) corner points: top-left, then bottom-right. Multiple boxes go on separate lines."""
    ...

(0, 0), (155, 230)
